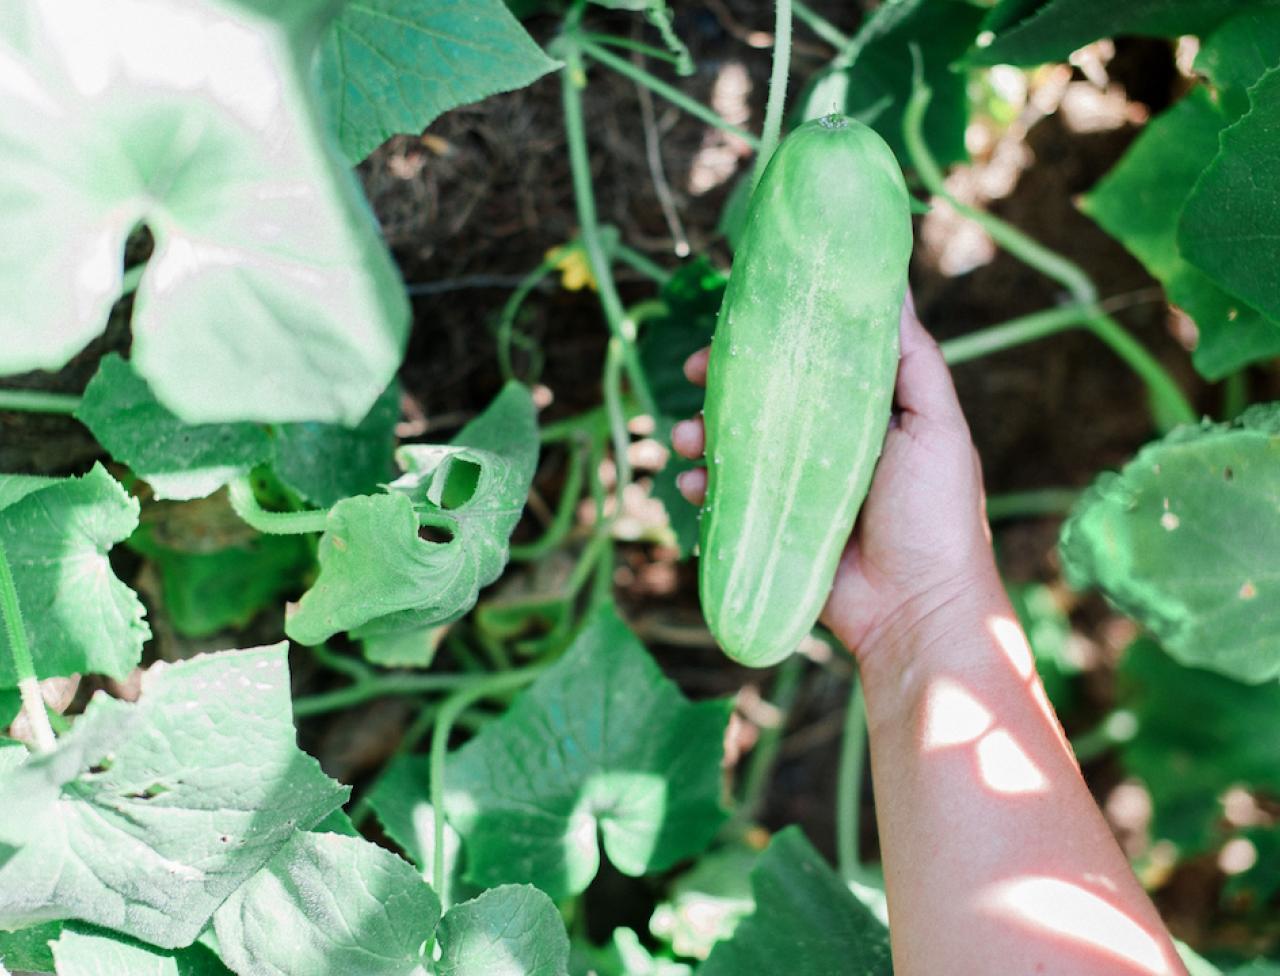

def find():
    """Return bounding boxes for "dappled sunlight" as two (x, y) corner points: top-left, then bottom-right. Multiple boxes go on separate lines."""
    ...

(980, 876), (1176, 974)
(990, 615), (1034, 680)
(923, 677), (993, 748)
(975, 729), (1047, 795)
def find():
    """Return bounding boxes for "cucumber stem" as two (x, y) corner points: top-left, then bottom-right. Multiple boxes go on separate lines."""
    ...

(792, 0), (850, 49)
(985, 488), (1081, 521)
(575, 36), (761, 150)
(0, 539), (55, 753)
(752, 0), (794, 192)
(0, 389), (82, 416)
(227, 477), (330, 535)
(836, 673), (867, 882)
(732, 655), (805, 828)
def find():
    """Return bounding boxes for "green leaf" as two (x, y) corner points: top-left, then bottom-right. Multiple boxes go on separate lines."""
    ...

(0, 646), (347, 947)
(271, 381), (401, 507)
(0, 920), (61, 973)
(444, 605), (730, 899)
(638, 259), (725, 422)
(213, 831), (439, 976)
(435, 885), (571, 976)
(1007, 582), (1080, 714)
(50, 925), (230, 976)
(1116, 638), (1280, 851)
(286, 383), (538, 645)
(366, 754), (466, 889)
(648, 844), (757, 960)
(76, 355), (272, 502)
(1059, 404), (1280, 683)
(969, 0), (1256, 66)
(1223, 826), (1280, 909)
(318, 0), (559, 163)
(1080, 88), (1280, 380)
(699, 828), (892, 976)
(0, 690), (20, 728)
(570, 928), (692, 976)
(0, 465), (148, 686)
(361, 624), (447, 668)
(794, 0), (986, 167)
(650, 456), (699, 560)
(0, 0), (409, 425)
(129, 524), (312, 638)
(1179, 68), (1280, 325)
(1194, 7), (1280, 120)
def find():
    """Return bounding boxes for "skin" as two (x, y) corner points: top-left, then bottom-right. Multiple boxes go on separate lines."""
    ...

(672, 294), (1189, 976)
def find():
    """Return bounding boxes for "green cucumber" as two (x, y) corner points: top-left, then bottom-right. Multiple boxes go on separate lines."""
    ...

(699, 115), (912, 667)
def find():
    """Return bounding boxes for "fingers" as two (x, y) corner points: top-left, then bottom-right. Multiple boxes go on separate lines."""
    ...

(894, 290), (968, 432)
(676, 466), (707, 505)
(671, 416), (705, 459)
(683, 348), (710, 387)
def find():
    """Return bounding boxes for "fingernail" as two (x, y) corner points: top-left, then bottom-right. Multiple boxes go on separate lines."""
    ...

(676, 470), (693, 492)
(672, 419), (692, 443)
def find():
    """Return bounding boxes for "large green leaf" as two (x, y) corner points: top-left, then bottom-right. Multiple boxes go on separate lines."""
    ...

(0, 920), (61, 973)
(0, 465), (148, 686)
(1194, 6), (1280, 119)
(969, 0), (1262, 66)
(793, 0), (986, 167)
(434, 885), (570, 976)
(699, 828), (892, 976)
(0, 0), (408, 425)
(1117, 638), (1280, 852)
(0, 646), (347, 947)
(50, 925), (230, 976)
(1179, 67), (1280, 325)
(365, 754), (467, 892)
(1060, 405), (1280, 683)
(78, 354), (400, 503)
(318, 0), (558, 163)
(286, 382), (538, 645)
(214, 831), (439, 976)
(1081, 89), (1280, 379)
(444, 605), (730, 899)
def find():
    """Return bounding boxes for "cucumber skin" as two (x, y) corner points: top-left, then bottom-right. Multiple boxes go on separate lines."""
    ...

(699, 115), (912, 667)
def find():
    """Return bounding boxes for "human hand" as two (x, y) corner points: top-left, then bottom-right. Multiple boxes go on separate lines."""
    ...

(671, 292), (998, 668)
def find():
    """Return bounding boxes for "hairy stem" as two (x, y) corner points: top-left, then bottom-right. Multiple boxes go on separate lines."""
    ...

(751, 0), (793, 192)
(227, 478), (329, 535)
(939, 305), (1095, 364)
(291, 671), (478, 718)
(792, 0), (850, 48)
(0, 389), (83, 416)
(510, 438), (588, 561)
(837, 673), (867, 883)
(734, 655), (805, 827)
(985, 488), (1081, 522)
(0, 539), (55, 753)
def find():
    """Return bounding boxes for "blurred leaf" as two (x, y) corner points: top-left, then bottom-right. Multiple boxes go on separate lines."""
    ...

(699, 828), (892, 976)
(651, 455), (700, 560)
(319, 0), (558, 163)
(0, 0), (409, 425)
(1194, 7), (1280, 119)
(286, 383), (538, 645)
(444, 604), (730, 899)
(1082, 88), (1280, 380)
(794, 0), (986, 167)
(0, 646), (347, 947)
(1060, 404), (1280, 684)
(1179, 67), (1280, 325)
(213, 832), (439, 976)
(0, 920), (61, 973)
(0, 690), (19, 728)
(1117, 638), (1280, 851)
(361, 624), (448, 668)
(1223, 826), (1280, 909)
(130, 523), (312, 638)
(1007, 582), (1080, 714)
(648, 844), (757, 960)
(51, 925), (231, 976)
(969, 0), (1250, 66)
(571, 928), (692, 976)
(638, 259), (725, 421)
(0, 465), (148, 686)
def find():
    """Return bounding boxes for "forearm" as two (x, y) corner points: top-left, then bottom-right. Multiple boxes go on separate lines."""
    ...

(856, 569), (1187, 976)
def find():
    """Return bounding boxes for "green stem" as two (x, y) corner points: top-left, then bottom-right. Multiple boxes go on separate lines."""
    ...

(430, 665), (547, 906)
(475, 629), (514, 672)
(575, 36), (762, 150)
(939, 305), (1094, 365)
(510, 438), (588, 561)
(0, 540), (55, 753)
(1222, 371), (1248, 420)
(614, 243), (671, 285)
(604, 338), (633, 495)
(752, 0), (793, 191)
(905, 62), (1196, 429)
(985, 488), (1080, 521)
(836, 673), (867, 883)
(310, 642), (373, 682)
(291, 671), (478, 718)
(446, 631), (486, 672)
(579, 31), (682, 65)
(560, 42), (659, 420)
(792, 0), (850, 48)
(496, 258), (557, 383)
(227, 477), (329, 535)
(1070, 709), (1138, 764)
(0, 389), (83, 416)
(734, 656), (805, 827)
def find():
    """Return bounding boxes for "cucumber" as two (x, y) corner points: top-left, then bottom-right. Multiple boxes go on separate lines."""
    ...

(699, 115), (912, 667)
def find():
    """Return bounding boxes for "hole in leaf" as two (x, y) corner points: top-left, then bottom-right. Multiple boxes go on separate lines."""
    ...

(419, 522), (455, 545)
(438, 458), (481, 510)
(88, 757), (114, 775)
(124, 783), (170, 801)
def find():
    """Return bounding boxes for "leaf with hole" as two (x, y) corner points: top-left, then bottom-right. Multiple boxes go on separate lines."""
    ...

(0, 645), (347, 947)
(285, 382), (539, 645)
(443, 604), (730, 899)
(1060, 404), (1280, 683)
(0, 0), (408, 424)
